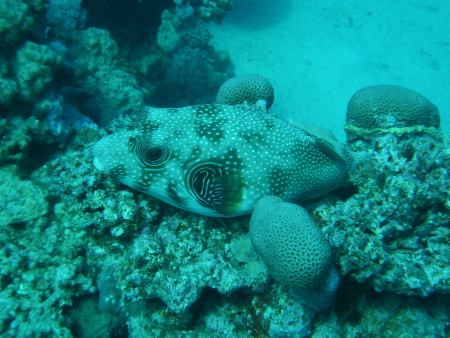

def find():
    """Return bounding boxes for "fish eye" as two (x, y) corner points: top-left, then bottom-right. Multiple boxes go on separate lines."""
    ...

(145, 147), (164, 162)
(138, 144), (170, 167)
(133, 135), (171, 169)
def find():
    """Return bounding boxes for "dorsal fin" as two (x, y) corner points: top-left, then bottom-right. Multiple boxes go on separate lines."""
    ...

(315, 138), (347, 166)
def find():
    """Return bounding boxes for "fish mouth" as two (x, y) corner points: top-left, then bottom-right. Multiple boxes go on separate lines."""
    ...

(93, 156), (107, 173)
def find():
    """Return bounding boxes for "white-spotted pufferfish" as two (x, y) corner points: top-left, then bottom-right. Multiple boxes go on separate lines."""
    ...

(93, 104), (352, 217)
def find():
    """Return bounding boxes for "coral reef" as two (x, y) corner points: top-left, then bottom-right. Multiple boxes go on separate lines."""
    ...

(172, 0), (233, 23)
(46, 0), (86, 33)
(345, 85), (441, 142)
(0, 115), (55, 168)
(314, 86), (450, 297)
(0, 164), (94, 337)
(193, 0), (233, 24)
(250, 196), (339, 311)
(312, 281), (450, 337)
(0, 170), (48, 225)
(0, 0), (34, 47)
(156, 10), (231, 106)
(0, 0), (449, 336)
(13, 41), (61, 102)
(83, 67), (146, 125)
(71, 27), (121, 77)
(2, 99), (450, 338)
(0, 60), (19, 108)
(216, 73), (275, 109)
(316, 131), (450, 297)
(66, 27), (148, 125)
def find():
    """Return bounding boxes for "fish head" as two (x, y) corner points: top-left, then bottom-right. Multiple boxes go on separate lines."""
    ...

(93, 105), (247, 217)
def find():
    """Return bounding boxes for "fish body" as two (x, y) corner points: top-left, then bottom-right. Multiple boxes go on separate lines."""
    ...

(93, 104), (350, 217)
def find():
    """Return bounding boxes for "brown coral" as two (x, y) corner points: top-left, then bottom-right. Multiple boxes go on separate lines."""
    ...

(20, 41), (62, 66)
(346, 85), (440, 129)
(13, 41), (61, 101)
(215, 74), (275, 109)
(250, 196), (333, 291)
(0, 0), (34, 45)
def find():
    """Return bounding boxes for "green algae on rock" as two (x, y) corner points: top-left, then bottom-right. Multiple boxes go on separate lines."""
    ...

(0, 170), (48, 225)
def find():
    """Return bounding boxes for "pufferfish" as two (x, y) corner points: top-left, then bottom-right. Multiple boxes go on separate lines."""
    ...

(93, 104), (352, 217)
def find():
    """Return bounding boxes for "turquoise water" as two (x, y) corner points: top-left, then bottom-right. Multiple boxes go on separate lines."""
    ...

(0, 1), (449, 337)
(209, 0), (450, 141)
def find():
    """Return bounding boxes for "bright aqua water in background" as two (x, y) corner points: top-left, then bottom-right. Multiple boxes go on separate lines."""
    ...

(209, 0), (450, 141)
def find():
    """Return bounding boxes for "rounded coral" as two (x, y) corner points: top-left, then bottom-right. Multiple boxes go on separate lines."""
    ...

(215, 74), (275, 109)
(346, 85), (440, 129)
(249, 196), (339, 311)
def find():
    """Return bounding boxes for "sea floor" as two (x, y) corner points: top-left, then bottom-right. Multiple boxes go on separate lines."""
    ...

(208, 0), (450, 141)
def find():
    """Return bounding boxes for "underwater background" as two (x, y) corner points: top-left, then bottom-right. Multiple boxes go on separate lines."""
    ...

(0, 0), (449, 337)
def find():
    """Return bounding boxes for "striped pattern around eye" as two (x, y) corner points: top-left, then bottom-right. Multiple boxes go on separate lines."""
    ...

(132, 135), (171, 169)
(187, 162), (225, 208)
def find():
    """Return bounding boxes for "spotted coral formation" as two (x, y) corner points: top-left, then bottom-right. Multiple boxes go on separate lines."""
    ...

(250, 196), (333, 290)
(250, 196), (339, 311)
(345, 85), (441, 142)
(216, 74), (275, 109)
